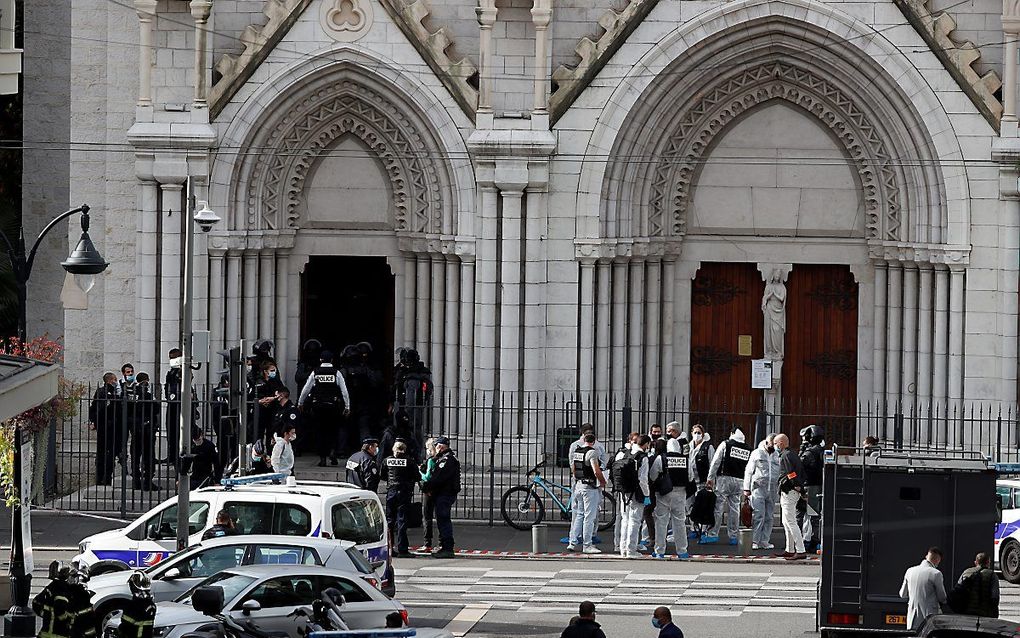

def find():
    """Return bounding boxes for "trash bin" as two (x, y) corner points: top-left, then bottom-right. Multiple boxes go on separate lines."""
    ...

(555, 426), (580, 467)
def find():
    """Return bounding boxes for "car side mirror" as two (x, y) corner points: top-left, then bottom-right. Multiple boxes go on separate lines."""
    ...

(163, 567), (181, 580)
(191, 586), (224, 616)
(242, 600), (261, 615)
(146, 524), (159, 541)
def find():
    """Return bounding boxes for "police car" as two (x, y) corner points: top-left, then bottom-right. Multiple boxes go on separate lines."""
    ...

(996, 477), (1020, 583)
(74, 474), (395, 596)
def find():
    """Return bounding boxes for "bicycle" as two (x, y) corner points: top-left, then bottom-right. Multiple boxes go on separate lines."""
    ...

(500, 457), (616, 531)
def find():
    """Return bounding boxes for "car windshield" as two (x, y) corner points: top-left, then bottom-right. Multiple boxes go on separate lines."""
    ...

(344, 547), (375, 574)
(331, 499), (385, 545)
(176, 572), (257, 606)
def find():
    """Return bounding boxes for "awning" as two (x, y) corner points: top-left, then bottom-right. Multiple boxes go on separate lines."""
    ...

(0, 356), (59, 423)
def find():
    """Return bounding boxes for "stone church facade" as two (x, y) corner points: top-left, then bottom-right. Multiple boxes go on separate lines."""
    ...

(29, 0), (1020, 414)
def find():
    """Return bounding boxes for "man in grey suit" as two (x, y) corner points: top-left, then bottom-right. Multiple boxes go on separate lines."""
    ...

(899, 547), (948, 630)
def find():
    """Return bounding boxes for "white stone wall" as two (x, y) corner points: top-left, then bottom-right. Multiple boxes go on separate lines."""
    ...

(931, 0), (1003, 78)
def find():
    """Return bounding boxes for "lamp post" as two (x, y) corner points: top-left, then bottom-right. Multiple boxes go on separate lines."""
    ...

(175, 179), (220, 551)
(0, 205), (107, 637)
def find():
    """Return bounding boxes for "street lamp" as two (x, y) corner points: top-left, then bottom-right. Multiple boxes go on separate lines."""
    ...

(176, 180), (219, 552)
(0, 205), (107, 637)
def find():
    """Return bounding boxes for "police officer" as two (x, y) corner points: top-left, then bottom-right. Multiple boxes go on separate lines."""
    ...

(567, 433), (607, 553)
(88, 372), (121, 486)
(341, 343), (384, 450)
(798, 424), (825, 553)
(273, 387), (301, 453)
(131, 372), (160, 491)
(118, 571), (156, 638)
(704, 427), (751, 545)
(384, 440), (419, 557)
(421, 436), (460, 558)
(346, 438), (381, 492)
(34, 561), (75, 638)
(653, 433), (692, 559)
(391, 348), (433, 444)
(203, 508), (239, 540)
(298, 350), (351, 467)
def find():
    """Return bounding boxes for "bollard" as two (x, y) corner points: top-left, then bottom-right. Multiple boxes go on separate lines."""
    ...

(532, 523), (548, 554)
(738, 528), (754, 556)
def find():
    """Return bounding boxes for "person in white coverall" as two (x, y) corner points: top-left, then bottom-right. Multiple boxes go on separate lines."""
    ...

(621, 434), (652, 558)
(742, 432), (780, 550)
(704, 428), (752, 545)
(649, 437), (691, 559)
(610, 432), (639, 553)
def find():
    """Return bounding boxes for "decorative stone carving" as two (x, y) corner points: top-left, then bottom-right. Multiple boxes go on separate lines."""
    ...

(808, 279), (858, 311)
(321, 0), (373, 42)
(550, 0), (660, 122)
(246, 80), (445, 234)
(691, 277), (744, 306)
(650, 62), (901, 241)
(762, 268), (788, 361)
(806, 350), (857, 380)
(691, 346), (741, 376)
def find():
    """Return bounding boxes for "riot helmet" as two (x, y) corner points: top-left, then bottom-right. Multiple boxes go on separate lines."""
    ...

(799, 424), (825, 446)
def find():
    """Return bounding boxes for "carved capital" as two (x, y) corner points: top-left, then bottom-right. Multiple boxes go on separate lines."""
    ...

(476, 0), (497, 27)
(134, 0), (157, 20)
(757, 263), (792, 283)
(189, 0), (212, 21)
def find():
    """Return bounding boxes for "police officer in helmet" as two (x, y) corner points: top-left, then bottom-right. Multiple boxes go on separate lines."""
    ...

(298, 350), (351, 467)
(384, 439), (419, 557)
(118, 571), (157, 638)
(347, 438), (381, 492)
(798, 424), (825, 553)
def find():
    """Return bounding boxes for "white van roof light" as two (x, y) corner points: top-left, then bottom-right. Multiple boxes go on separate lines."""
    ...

(219, 472), (288, 489)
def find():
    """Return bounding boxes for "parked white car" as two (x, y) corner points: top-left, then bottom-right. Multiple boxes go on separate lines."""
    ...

(89, 535), (379, 628)
(73, 476), (394, 595)
(103, 565), (405, 638)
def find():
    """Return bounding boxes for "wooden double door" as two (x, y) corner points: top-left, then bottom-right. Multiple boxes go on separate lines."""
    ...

(689, 262), (858, 445)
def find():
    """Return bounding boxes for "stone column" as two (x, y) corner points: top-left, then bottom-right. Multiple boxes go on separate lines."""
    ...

(660, 258), (676, 399)
(873, 262), (887, 405)
(885, 263), (903, 407)
(159, 181), (184, 356)
(917, 265), (934, 406)
(578, 258), (596, 395)
(415, 255), (430, 356)
(443, 256), (459, 399)
(594, 259), (611, 395)
(274, 253), (289, 372)
(458, 257), (476, 397)
(475, 182), (499, 391)
(134, 0), (157, 112)
(901, 265), (919, 404)
(933, 266), (950, 406)
(948, 267), (966, 424)
(530, 0), (552, 115)
(225, 252), (241, 345)
(499, 188), (525, 394)
(475, 0), (498, 124)
(402, 253), (415, 347)
(258, 251), (275, 341)
(644, 259), (662, 400)
(189, 0), (212, 115)
(392, 255), (406, 352)
(611, 260), (628, 400)
(242, 251), (258, 342)
(1003, 0), (1020, 128)
(627, 259), (645, 399)
(208, 249), (225, 357)
(429, 255), (447, 393)
(137, 178), (159, 369)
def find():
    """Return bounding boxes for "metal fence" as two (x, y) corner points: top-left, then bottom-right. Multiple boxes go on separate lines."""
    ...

(44, 386), (1020, 523)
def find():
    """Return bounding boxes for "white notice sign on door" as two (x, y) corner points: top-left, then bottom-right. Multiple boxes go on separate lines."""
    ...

(751, 359), (773, 389)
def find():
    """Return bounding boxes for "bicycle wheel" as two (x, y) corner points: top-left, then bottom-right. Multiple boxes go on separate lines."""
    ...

(596, 490), (616, 531)
(501, 486), (546, 530)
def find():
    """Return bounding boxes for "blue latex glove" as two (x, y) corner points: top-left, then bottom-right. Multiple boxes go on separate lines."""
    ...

(643, 497), (652, 506)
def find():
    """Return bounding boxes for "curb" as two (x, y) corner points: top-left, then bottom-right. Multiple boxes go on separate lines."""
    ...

(405, 547), (820, 563)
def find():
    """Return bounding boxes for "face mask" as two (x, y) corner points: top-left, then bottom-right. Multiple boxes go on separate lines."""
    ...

(651, 434), (660, 440)
(268, 371), (277, 379)
(290, 433), (297, 442)
(766, 445), (775, 454)
(651, 619), (663, 629)
(125, 374), (134, 382)
(246, 365), (252, 372)
(693, 433), (703, 443)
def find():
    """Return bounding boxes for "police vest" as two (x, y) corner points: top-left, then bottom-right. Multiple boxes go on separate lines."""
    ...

(721, 440), (752, 478)
(572, 446), (597, 484)
(311, 365), (343, 405)
(665, 450), (689, 487)
(386, 456), (417, 487)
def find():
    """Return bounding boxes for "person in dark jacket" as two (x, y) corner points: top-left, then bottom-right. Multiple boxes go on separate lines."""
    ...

(164, 348), (183, 466)
(774, 433), (806, 559)
(189, 427), (221, 489)
(131, 372), (160, 491)
(383, 440), (419, 557)
(88, 372), (121, 486)
(202, 509), (239, 540)
(652, 606), (684, 638)
(118, 571), (157, 638)
(951, 552), (999, 617)
(798, 424), (825, 553)
(34, 561), (75, 638)
(421, 436), (460, 558)
(273, 387), (302, 455)
(346, 438), (381, 492)
(561, 601), (606, 638)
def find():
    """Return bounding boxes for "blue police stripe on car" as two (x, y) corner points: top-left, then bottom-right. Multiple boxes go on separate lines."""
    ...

(997, 518), (1020, 540)
(92, 549), (171, 568)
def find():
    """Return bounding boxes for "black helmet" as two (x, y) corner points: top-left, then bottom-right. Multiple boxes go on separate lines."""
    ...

(48, 561), (70, 581)
(402, 349), (420, 365)
(341, 345), (358, 361)
(320, 350), (334, 363)
(800, 425), (825, 445)
(253, 339), (274, 356)
(302, 339), (322, 354)
(356, 341), (372, 355)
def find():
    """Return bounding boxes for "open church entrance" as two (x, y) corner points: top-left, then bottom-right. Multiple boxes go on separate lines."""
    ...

(300, 256), (395, 380)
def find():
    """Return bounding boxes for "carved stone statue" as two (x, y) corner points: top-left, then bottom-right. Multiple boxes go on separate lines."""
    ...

(762, 268), (788, 360)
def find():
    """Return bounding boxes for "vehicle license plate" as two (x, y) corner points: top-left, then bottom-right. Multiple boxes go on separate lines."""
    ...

(884, 614), (907, 625)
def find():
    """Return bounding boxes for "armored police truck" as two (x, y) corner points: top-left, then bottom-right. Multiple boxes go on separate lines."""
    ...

(817, 447), (997, 636)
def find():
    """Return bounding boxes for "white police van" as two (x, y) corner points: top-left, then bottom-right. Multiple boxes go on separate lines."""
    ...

(996, 477), (1020, 583)
(73, 474), (395, 596)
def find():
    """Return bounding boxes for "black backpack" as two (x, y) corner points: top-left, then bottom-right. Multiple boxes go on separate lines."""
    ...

(690, 488), (717, 527)
(609, 447), (632, 493)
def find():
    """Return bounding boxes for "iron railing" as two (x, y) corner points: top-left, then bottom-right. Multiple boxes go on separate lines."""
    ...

(44, 385), (1020, 523)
